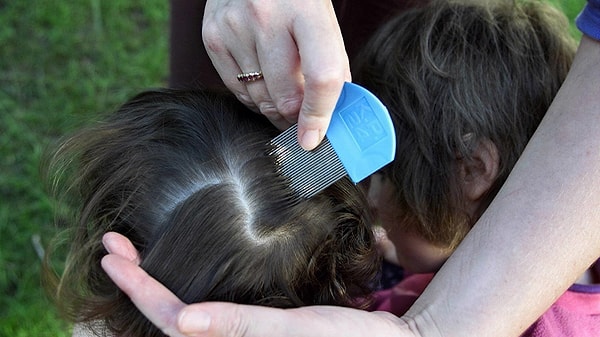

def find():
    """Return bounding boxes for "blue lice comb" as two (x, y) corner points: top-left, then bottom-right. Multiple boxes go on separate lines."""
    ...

(269, 82), (396, 198)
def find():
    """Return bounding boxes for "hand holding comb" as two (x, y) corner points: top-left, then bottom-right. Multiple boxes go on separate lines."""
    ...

(269, 82), (396, 198)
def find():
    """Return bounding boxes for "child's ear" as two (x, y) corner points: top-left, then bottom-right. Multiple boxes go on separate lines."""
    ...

(458, 138), (500, 202)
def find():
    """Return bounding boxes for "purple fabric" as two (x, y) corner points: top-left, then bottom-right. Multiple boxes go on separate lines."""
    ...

(371, 260), (600, 336)
(577, 0), (600, 40)
(521, 288), (600, 336)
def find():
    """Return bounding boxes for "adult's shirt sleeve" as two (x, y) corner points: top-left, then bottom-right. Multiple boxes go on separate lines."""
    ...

(577, 0), (600, 40)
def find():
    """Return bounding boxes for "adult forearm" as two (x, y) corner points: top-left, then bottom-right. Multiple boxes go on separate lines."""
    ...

(406, 35), (600, 336)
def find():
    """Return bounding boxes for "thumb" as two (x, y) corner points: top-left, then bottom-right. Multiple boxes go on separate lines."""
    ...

(178, 302), (408, 337)
(296, 80), (343, 151)
(293, 2), (351, 151)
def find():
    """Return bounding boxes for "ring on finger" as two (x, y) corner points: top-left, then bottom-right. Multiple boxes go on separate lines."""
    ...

(237, 71), (264, 83)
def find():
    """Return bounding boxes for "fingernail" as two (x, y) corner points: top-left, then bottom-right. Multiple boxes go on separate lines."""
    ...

(101, 234), (113, 254)
(178, 308), (211, 335)
(300, 129), (321, 151)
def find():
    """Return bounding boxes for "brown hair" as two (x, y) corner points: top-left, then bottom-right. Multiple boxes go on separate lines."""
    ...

(353, 0), (576, 248)
(45, 89), (380, 336)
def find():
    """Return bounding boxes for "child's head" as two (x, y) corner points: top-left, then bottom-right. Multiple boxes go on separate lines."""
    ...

(354, 0), (576, 273)
(47, 89), (380, 336)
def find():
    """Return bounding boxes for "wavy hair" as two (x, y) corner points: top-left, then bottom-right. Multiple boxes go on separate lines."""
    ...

(353, 0), (576, 248)
(45, 89), (379, 336)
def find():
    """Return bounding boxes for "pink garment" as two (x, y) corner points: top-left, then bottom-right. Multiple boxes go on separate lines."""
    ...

(370, 273), (434, 316)
(370, 261), (600, 336)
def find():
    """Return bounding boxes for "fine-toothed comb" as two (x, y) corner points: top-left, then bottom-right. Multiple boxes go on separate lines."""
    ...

(269, 82), (396, 198)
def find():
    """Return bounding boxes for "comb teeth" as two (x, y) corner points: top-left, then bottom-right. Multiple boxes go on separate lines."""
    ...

(269, 124), (347, 199)
(268, 82), (396, 199)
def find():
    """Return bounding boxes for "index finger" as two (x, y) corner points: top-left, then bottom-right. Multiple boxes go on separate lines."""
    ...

(101, 254), (189, 337)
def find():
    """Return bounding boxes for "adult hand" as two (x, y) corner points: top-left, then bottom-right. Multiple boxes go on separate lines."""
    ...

(100, 232), (425, 337)
(202, 0), (351, 150)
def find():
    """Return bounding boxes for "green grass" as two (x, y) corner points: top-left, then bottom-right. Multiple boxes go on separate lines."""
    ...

(548, 0), (586, 39)
(0, 1), (168, 335)
(0, 0), (587, 336)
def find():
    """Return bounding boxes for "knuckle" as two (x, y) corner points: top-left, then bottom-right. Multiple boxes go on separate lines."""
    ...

(202, 37), (223, 55)
(222, 9), (244, 31)
(261, 98), (300, 126)
(201, 25), (225, 54)
(245, 0), (272, 27)
(300, 100), (331, 122)
(202, 7), (246, 53)
(275, 96), (302, 120)
(258, 101), (278, 116)
(259, 101), (293, 128)
(226, 306), (249, 337)
(306, 68), (345, 91)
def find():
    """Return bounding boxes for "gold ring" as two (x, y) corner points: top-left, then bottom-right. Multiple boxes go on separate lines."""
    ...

(237, 71), (263, 83)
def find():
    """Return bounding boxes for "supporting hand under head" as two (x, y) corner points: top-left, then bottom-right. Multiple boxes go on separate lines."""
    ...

(100, 232), (424, 337)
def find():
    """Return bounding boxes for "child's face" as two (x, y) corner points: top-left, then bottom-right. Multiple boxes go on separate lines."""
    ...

(368, 174), (452, 274)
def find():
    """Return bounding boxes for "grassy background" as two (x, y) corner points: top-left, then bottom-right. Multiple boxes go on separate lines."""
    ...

(0, 0), (587, 336)
(0, 1), (168, 336)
